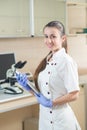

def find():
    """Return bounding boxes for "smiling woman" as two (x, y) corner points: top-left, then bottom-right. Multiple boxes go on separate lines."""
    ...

(15, 21), (81, 130)
(33, 21), (81, 130)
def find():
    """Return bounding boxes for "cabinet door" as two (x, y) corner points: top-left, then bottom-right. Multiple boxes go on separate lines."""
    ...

(66, 2), (87, 35)
(69, 87), (85, 130)
(34, 0), (66, 36)
(0, 0), (66, 37)
(0, 0), (30, 37)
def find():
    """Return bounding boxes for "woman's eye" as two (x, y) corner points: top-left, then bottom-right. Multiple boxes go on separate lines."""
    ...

(51, 35), (57, 38)
(44, 35), (57, 39)
(44, 35), (48, 38)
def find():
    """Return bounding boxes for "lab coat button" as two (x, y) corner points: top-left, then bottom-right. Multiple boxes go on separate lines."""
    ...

(50, 111), (52, 114)
(48, 71), (50, 74)
(54, 63), (57, 65)
(47, 63), (49, 65)
(47, 92), (50, 94)
(51, 63), (53, 65)
(46, 82), (48, 85)
(50, 121), (53, 124)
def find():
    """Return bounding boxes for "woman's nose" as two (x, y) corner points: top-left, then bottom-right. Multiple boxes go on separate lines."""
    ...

(47, 37), (52, 43)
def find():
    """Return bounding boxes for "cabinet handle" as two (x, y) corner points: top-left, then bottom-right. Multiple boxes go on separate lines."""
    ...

(80, 84), (84, 88)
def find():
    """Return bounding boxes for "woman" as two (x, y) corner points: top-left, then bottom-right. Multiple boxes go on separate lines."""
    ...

(16, 21), (81, 130)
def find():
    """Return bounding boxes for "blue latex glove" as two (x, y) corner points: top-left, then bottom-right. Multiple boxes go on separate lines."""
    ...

(16, 73), (31, 91)
(35, 93), (53, 108)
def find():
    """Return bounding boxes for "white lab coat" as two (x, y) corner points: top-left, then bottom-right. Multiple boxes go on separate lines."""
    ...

(38, 48), (81, 130)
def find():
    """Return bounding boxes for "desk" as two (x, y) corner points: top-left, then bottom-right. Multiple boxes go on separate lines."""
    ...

(0, 84), (39, 130)
(1, 75), (86, 130)
(0, 83), (38, 113)
(0, 93), (37, 113)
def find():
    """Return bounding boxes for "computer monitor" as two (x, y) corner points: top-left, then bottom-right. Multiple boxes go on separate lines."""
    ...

(0, 53), (15, 80)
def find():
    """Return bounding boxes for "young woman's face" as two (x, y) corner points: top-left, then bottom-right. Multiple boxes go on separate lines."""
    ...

(43, 27), (66, 52)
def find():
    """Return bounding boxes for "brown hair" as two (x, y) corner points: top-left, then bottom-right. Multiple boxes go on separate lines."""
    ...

(33, 21), (67, 91)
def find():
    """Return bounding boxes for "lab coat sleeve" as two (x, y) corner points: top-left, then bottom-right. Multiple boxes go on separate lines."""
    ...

(63, 59), (80, 93)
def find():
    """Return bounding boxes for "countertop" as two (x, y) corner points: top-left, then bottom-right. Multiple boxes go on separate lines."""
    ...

(0, 94), (37, 113)
(0, 83), (37, 113)
(0, 73), (87, 113)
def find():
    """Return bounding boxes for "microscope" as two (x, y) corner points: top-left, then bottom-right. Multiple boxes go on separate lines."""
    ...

(6, 61), (27, 86)
(0, 61), (28, 94)
(0, 60), (35, 94)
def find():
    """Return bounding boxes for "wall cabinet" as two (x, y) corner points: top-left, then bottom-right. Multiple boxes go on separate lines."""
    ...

(0, 0), (66, 37)
(66, 1), (87, 35)
(34, 0), (66, 36)
(0, 0), (30, 38)
(0, 0), (87, 37)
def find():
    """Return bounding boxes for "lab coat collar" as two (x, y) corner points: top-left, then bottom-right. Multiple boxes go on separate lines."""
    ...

(52, 48), (66, 59)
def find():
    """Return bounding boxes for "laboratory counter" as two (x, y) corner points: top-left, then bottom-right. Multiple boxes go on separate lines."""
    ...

(0, 74), (87, 130)
(0, 82), (38, 113)
(0, 84), (39, 130)
(0, 92), (37, 113)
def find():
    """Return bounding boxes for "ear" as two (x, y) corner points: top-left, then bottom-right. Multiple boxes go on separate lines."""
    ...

(62, 35), (67, 42)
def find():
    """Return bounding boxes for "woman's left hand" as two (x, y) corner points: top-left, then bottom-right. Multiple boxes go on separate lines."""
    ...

(35, 93), (53, 108)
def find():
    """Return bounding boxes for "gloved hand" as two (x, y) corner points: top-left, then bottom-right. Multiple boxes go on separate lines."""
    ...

(16, 73), (31, 91)
(35, 93), (53, 108)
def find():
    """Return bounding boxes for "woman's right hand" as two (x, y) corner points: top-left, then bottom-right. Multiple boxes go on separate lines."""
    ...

(16, 73), (31, 91)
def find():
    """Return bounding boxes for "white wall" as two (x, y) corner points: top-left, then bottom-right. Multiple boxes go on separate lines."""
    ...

(0, 36), (87, 75)
(67, 36), (87, 74)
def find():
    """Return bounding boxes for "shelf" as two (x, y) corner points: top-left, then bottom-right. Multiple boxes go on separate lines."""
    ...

(66, 1), (87, 37)
(67, 33), (87, 37)
(67, 2), (87, 7)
